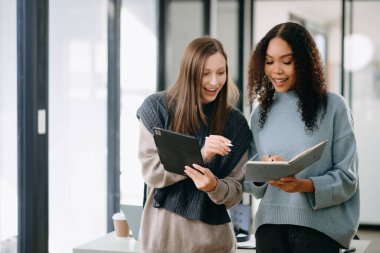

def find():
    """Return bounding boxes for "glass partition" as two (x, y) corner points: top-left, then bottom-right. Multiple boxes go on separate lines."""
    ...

(0, 0), (17, 248)
(119, 0), (157, 206)
(49, 1), (108, 252)
(217, 0), (239, 83)
(166, 0), (204, 88)
(349, 1), (380, 225)
(254, 1), (341, 92)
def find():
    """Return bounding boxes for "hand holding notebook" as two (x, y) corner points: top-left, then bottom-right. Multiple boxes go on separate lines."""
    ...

(245, 140), (328, 182)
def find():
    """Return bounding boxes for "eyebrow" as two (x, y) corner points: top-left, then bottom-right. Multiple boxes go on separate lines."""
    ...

(266, 52), (294, 58)
(203, 67), (226, 71)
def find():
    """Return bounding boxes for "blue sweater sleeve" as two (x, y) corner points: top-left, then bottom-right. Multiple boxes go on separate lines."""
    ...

(307, 134), (358, 209)
(307, 95), (359, 209)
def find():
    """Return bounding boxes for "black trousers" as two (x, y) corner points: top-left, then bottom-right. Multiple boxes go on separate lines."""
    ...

(255, 224), (342, 253)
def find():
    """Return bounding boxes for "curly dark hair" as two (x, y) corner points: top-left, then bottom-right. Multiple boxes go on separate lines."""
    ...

(248, 22), (327, 132)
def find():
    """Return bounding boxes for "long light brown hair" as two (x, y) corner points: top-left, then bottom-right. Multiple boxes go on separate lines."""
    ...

(166, 36), (239, 135)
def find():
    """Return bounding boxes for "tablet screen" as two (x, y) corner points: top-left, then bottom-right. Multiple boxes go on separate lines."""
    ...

(153, 127), (204, 175)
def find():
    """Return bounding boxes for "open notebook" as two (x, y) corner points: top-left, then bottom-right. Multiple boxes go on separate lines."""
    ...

(245, 140), (328, 182)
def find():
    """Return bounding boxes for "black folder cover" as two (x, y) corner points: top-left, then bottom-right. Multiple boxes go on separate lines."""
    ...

(153, 127), (204, 175)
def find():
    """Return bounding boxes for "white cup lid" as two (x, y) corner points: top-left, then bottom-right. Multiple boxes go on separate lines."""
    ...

(112, 212), (126, 220)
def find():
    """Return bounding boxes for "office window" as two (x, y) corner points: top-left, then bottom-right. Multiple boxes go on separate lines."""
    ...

(349, 1), (380, 225)
(119, 0), (157, 206)
(0, 0), (17, 247)
(166, 0), (204, 88)
(254, 0), (341, 92)
(217, 0), (239, 83)
(49, 1), (108, 252)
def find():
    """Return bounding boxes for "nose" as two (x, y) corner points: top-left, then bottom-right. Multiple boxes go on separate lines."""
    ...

(209, 74), (218, 86)
(273, 63), (283, 74)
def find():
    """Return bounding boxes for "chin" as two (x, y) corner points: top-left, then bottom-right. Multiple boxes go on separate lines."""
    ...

(202, 97), (216, 104)
(203, 99), (214, 104)
(274, 86), (291, 93)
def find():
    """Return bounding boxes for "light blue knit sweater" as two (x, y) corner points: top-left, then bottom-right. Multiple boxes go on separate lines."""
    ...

(244, 90), (360, 249)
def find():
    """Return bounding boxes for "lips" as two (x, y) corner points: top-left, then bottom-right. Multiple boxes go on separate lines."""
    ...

(272, 78), (287, 86)
(204, 87), (218, 96)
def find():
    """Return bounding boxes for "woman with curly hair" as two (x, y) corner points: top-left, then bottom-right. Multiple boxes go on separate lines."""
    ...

(244, 22), (359, 253)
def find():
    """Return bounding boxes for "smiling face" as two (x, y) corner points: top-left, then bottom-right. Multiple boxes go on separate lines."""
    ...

(200, 52), (227, 104)
(265, 37), (297, 93)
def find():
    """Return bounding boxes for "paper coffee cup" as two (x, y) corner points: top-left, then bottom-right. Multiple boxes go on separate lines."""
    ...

(112, 212), (129, 237)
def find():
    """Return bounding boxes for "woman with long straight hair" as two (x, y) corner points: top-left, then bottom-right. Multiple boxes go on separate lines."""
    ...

(137, 36), (252, 253)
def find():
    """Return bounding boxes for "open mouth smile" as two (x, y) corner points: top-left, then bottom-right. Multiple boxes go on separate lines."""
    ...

(274, 78), (287, 83)
(203, 87), (219, 98)
(272, 78), (288, 86)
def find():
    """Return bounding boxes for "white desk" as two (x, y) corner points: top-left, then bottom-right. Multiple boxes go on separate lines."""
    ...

(73, 232), (370, 253)
(73, 232), (140, 253)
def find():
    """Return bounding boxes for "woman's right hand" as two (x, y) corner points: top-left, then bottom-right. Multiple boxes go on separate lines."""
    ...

(201, 135), (232, 163)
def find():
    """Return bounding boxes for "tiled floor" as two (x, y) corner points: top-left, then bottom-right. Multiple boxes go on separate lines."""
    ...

(357, 227), (380, 253)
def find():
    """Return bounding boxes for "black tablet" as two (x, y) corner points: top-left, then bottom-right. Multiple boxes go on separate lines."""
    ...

(153, 127), (204, 175)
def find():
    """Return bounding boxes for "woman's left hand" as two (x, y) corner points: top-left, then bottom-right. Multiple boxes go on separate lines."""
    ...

(184, 164), (218, 192)
(201, 135), (232, 163)
(268, 176), (315, 193)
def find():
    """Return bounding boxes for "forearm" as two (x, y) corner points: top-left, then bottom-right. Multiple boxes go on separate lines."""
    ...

(307, 135), (359, 209)
(138, 120), (186, 188)
(207, 151), (248, 208)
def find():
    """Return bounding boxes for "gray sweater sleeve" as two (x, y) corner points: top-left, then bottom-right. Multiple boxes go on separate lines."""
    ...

(207, 151), (248, 209)
(138, 120), (187, 188)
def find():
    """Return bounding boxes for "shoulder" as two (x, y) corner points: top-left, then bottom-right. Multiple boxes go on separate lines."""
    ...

(325, 92), (355, 132)
(228, 106), (248, 123)
(249, 104), (261, 126)
(225, 107), (252, 147)
(326, 92), (349, 110)
(136, 92), (169, 130)
(142, 91), (167, 106)
(138, 92), (167, 113)
(225, 107), (251, 136)
(250, 104), (261, 116)
(326, 92), (353, 120)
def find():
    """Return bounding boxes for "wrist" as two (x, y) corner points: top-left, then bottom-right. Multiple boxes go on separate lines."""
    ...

(302, 179), (315, 192)
(201, 148), (211, 163)
(206, 177), (218, 192)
